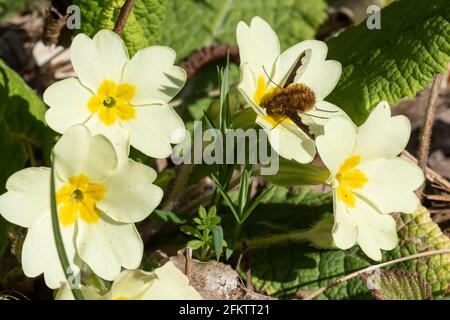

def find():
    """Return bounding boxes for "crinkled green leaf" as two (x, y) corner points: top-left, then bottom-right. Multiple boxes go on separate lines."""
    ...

(248, 187), (450, 299)
(368, 269), (432, 300)
(327, 0), (450, 124)
(73, 0), (167, 55)
(161, 0), (328, 60)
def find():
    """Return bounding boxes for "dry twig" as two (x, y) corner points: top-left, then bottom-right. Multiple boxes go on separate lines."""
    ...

(113, 0), (135, 34)
(417, 74), (444, 195)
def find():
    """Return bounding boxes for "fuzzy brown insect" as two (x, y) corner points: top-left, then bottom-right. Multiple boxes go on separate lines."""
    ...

(260, 83), (316, 138)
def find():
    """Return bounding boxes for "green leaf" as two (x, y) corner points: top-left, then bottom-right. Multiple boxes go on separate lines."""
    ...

(247, 187), (450, 299)
(198, 206), (207, 219)
(367, 269), (432, 300)
(0, 56), (45, 124)
(210, 174), (240, 223)
(327, 0), (450, 124)
(0, 120), (27, 194)
(263, 158), (330, 186)
(187, 239), (204, 250)
(213, 225), (224, 261)
(0, 58), (48, 144)
(180, 225), (201, 238)
(161, 0), (328, 60)
(152, 168), (176, 189)
(73, 0), (167, 56)
(0, 58), (53, 169)
(231, 107), (257, 130)
(240, 186), (275, 224)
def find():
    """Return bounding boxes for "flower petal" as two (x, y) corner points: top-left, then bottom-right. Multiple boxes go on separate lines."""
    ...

(56, 283), (104, 300)
(256, 116), (316, 164)
(122, 46), (186, 105)
(237, 63), (266, 116)
(124, 105), (185, 158)
(301, 101), (350, 137)
(44, 78), (93, 134)
(83, 115), (130, 161)
(236, 16), (280, 75)
(22, 215), (78, 289)
(332, 192), (358, 249)
(53, 125), (118, 182)
(287, 40), (341, 100)
(97, 159), (163, 223)
(316, 117), (357, 174)
(141, 262), (202, 300)
(352, 198), (398, 261)
(76, 213), (143, 281)
(0, 168), (50, 227)
(110, 269), (156, 300)
(355, 101), (411, 163)
(71, 30), (128, 92)
(356, 158), (424, 214)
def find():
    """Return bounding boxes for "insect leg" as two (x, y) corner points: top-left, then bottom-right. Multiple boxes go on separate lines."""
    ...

(313, 106), (339, 113)
(270, 116), (288, 130)
(262, 66), (283, 89)
(297, 110), (329, 119)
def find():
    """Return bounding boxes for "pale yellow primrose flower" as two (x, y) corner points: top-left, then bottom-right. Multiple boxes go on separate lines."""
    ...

(56, 261), (202, 300)
(44, 29), (186, 159)
(316, 102), (424, 261)
(237, 16), (346, 164)
(0, 125), (163, 288)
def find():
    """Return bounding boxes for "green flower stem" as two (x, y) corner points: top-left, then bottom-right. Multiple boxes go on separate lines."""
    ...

(50, 163), (85, 300)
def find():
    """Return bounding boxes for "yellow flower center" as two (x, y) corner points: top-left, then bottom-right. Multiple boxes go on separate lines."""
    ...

(254, 75), (276, 106)
(56, 174), (106, 227)
(88, 80), (136, 126)
(335, 155), (368, 208)
(113, 296), (130, 300)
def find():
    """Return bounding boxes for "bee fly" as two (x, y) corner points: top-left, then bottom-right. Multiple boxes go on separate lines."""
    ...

(259, 51), (336, 139)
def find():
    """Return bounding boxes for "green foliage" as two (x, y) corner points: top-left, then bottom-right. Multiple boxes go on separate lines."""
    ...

(247, 187), (450, 299)
(0, 0), (41, 19)
(161, 0), (328, 60)
(181, 206), (226, 261)
(367, 269), (432, 300)
(73, 0), (167, 56)
(327, 0), (450, 124)
(212, 169), (275, 226)
(0, 58), (51, 257)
